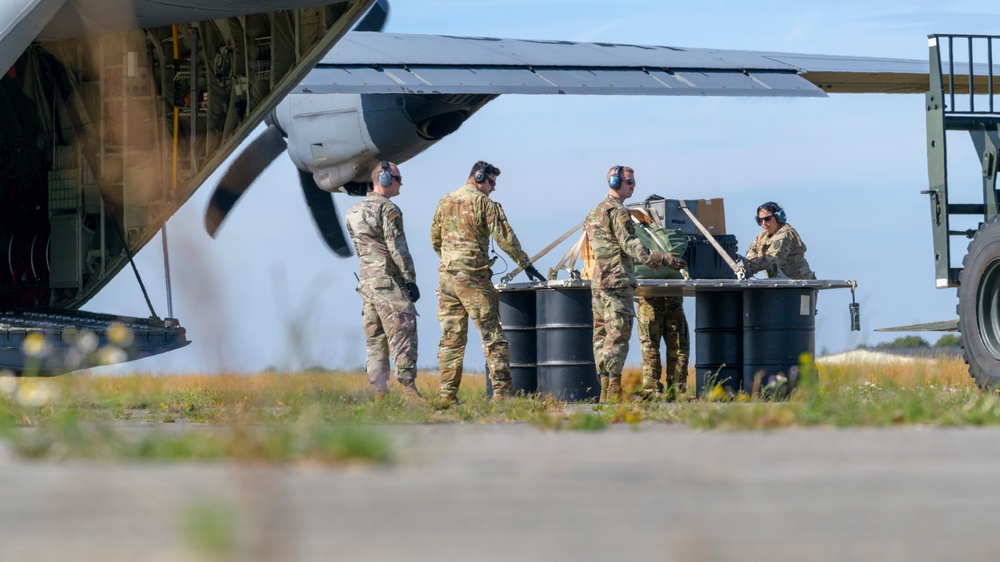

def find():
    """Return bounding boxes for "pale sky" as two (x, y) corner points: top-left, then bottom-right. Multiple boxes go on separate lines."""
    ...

(87, 0), (1000, 374)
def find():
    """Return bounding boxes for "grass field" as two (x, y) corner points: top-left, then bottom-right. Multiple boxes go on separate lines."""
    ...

(0, 356), (995, 463)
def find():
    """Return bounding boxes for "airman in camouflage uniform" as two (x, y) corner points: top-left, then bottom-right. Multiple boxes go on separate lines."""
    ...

(637, 296), (689, 399)
(345, 161), (423, 402)
(741, 201), (815, 279)
(430, 161), (545, 404)
(585, 165), (686, 402)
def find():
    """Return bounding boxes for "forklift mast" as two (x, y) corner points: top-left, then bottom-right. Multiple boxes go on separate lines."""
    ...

(926, 34), (1000, 388)
(924, 34), (1000, 288)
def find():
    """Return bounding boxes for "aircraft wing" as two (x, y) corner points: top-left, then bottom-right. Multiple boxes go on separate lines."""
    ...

(294, 32), (935, 97)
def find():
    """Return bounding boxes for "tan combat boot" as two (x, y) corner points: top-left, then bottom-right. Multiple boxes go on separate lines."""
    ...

(435, 393), (459, 409)
(641, 376), (663, 400)
(607, 376), (623, 403)
(399, 379), (424, 403)
(599, 375), (609, 403)
(491, 379), (514, 402)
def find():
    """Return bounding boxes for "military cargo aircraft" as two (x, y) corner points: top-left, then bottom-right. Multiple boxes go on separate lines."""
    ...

(1, 0), (994, 377)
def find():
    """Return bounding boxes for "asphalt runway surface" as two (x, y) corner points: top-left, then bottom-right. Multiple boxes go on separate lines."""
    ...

(2, 423), (1000, 561)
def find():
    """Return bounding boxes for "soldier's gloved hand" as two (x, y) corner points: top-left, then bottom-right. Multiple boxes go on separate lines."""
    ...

(405, 282), (421, 302)
(524, 264), (545, 282)
(732, 255), (750, 280)
(732, 264), (747, 280)
(663, 254), (686, 270)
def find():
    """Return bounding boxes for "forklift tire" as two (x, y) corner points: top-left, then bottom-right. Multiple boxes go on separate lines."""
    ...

(958, 215), (1000, 388)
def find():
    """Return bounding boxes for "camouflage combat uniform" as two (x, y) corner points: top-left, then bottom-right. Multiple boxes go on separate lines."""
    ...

(430, 183), (532, 400)
(637, 296), (689, 394)
(585, 196), (672, 391)
(345, 192), (418, 393)
(745, 223), (815, 279)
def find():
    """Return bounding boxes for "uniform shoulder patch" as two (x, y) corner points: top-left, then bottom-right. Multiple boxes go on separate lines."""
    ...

(615, 209), (634, 232)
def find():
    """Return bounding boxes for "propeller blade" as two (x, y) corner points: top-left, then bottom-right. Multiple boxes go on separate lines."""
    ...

(353, 0), (390, 32)
(299, 168), (353, 257)
(205, 124), (287, 237)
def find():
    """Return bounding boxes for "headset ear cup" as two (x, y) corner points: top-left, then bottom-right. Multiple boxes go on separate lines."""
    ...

(474, 162), (489, 184)
(608, 165), (622, 189)
(378, 161), (392, 187)
(776, 209), (787, 224)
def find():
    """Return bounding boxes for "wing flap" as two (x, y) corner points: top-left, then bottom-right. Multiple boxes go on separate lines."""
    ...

(300, 64), (825, 97)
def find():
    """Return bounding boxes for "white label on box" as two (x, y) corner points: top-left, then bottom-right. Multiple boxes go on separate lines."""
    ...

(800, 295), (811, 315)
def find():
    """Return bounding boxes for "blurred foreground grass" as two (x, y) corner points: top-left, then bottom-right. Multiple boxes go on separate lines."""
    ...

(0, 356), (996, 463)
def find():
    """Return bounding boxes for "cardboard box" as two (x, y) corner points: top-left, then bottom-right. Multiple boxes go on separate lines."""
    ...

(696, 198), (726, 235)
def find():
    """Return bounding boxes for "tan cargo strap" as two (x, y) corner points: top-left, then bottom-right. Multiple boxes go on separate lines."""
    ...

(551, 234), (586, 279)
(677, 201), (744, 281)
(503, 220), (586, 284)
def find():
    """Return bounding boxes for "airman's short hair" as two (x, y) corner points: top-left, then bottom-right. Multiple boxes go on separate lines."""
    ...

(469, 161), (501, 181)
(606, 165), (634, 182)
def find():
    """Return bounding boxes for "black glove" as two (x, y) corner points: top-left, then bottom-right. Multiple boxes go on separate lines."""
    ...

(405, 282), (420, 302)
(524, 264), (545, 282)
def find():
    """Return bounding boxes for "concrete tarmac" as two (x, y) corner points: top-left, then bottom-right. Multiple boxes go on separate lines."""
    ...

(2, 423), (1000, 561)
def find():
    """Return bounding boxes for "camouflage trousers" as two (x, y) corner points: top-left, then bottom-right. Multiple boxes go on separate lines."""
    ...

(361, 291), (418, 392)
(591, 287), (635, 377)
(637, 296), (689, 390)
(436, 271), (510, 399)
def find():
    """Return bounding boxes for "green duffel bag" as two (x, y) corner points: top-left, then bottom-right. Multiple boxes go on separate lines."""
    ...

(634, 222), (688, 279)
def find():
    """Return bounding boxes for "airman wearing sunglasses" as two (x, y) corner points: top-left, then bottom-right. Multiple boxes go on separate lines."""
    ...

(585, 165), (686, 402)
(431, 160), (545, 405)
(741, 201), (815, 280)
(346, 161), (423, 402)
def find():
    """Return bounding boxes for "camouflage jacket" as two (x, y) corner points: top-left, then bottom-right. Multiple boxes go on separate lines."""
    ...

(430, 183), (531, 275)
(745, 223), (815, 279)
(585, 196), (668, 289)
(345, 193), (417, 296)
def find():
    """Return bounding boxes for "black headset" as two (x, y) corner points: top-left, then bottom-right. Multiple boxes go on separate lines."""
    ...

(755, 202), (787, 225)
(377, 160), (393, 187)
(608, 165), (623, 189)
(474, 161), (492, 184)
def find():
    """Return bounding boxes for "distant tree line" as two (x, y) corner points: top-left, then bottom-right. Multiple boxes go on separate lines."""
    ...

(856, 334), (961, 350)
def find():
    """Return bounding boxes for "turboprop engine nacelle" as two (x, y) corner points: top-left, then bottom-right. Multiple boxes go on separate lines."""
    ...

(207, 91), (495, 257)
(271, 92), (497, 192)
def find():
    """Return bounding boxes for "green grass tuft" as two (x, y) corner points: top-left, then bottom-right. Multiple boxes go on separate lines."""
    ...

(0, 359), (993, 463)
